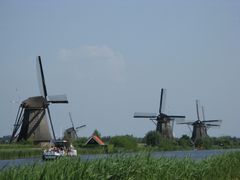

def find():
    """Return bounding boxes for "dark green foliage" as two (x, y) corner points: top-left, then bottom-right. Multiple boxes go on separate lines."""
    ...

(109, 135), (138, 150)
(201, 137), (213, 149)
(178, 134), (192, 149)
(0, 144), (42, 160)
(144, 131), (161, 146)
(101, 136), (111, 144)
(144, 131), (179, 150)
(158, 137), (178, 151)
(1, 152), (240, 179)
(72, 137), (88, 147)
(0, 148), (41, 160)
(212, 136), (240, 148)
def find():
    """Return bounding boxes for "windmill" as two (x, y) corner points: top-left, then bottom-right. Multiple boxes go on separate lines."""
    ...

(134, 88), (185, 138)
(177, 100), (222, 143)
(10, 56), (68, 143)
(64, 112), (86, 141)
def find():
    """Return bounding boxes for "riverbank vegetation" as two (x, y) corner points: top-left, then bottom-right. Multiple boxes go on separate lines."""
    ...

(1, 151), (240, 179)
(73, 132), (240, 153)
(0, 143), (42, 160)
(1, 132), (240, 160)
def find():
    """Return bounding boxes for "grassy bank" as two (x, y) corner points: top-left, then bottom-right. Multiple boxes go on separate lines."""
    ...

(0, 149), (42, 160)
(0, 144), (41, 160)
(1, 151), (240, 179)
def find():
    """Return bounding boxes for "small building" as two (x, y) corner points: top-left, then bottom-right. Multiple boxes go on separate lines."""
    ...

(85, 135), (105, 146)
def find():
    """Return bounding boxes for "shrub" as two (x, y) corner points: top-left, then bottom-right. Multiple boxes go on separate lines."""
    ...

(178, 135), (192, 149)
(72, 137), (88, 147)
(109, 135), (137, 150)
(158, 137), (178, 151)
(144, 131), (161, 146)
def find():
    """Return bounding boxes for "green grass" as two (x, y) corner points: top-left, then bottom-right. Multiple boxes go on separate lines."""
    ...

(0, 144), (42, 160)
(1, 151), (240, 179)
(0, 149), (42, 160)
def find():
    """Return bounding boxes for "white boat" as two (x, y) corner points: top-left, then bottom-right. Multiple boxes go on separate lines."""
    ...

(42, 140), (77, 160)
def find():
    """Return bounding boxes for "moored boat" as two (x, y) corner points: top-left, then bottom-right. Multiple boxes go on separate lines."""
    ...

(42, 140), (77, 160)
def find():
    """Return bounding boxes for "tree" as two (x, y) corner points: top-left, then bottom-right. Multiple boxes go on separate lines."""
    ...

(72, 137), (88, 147)
(144, 131), (161, 146)
(178, 135), (192, 149)
(109, 135), (137, 150)
(201, 137), (213, 149)
(157, 137), (178, 150)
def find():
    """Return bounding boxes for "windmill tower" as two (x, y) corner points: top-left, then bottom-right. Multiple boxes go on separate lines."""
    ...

(10, 56), (68, 143)
(178, 100), (222, 143)
(134, 88), (185, 138)
(64, 112), (86, 141)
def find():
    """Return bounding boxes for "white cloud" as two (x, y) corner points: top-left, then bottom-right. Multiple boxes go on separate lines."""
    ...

(58, 45), (126, 83)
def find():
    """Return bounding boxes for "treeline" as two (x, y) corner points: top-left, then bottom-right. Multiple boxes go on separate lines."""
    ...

(72, 130), (240, 152)
(1, 130), (240, 153)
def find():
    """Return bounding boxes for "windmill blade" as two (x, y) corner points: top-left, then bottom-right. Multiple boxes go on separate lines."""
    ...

(202, 106), (205, 121)
(167, 115), (185, 122)
(48, 95), (68, 103)
(203, 120), (222, 123)
(174, 117), (186, 123)
(10, 106), (24, 142)
(159, 88), (166, 114)
(206, 124), (221, 129)
(76, 125), (86, 130)
(177, 122), (194, 125)
(167, 115), (185, 119)
(36, 56), (48, 98)
(134, 112), (157, 118)
(73, 129), (78, 138)
(149, 118), (157, 125)
(69, 112), (75, 129)
(196, 100), (200, 121)
(47, 107), (56, 140)
(205, 124), (220, 127)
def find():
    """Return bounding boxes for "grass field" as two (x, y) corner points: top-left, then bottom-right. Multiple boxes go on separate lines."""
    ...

(0, 151), (240, 179)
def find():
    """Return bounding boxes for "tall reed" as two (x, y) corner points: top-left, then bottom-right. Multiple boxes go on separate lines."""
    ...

(0, 151), (240, 179)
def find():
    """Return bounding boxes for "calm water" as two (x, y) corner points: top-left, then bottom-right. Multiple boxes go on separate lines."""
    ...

(0, 149), (239, 170)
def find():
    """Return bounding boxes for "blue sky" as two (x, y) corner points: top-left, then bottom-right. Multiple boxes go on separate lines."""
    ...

(1, 1), (240, 138)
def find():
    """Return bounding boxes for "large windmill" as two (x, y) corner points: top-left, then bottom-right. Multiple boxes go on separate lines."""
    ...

(178, 100), (222, 143)
(134, 89), (185, 138)
(10, 56), (68, 143)
(64, 112), (86, 141)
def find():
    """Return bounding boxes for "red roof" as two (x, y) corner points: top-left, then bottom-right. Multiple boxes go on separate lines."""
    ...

(85, 135), (105, 145)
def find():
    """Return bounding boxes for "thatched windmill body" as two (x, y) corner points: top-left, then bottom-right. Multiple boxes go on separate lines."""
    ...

(178, 100), (222, 143)
(134, 89), (185, 138)
(10, 56), (68, 143)
(64, 112), (86, 141)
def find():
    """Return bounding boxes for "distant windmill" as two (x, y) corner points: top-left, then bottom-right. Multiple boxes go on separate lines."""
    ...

(178, 100), (222, 143)
(64, 112), (86, 141)
(134, 88), (185, 138)
(10, 56), (68, 143)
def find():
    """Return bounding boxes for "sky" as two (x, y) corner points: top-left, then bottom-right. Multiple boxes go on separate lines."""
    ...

(0, 1), (240, 139)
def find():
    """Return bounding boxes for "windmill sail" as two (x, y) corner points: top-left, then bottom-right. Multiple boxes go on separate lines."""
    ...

(64, 112), (86, 141)
(177, 101), (222, 143)
(10, 56), (68, 143)
(36, 56), (48, 98)
(48, 95), (68, 103)
(133, 88), (185, 138)
(134, 112), (157, 118)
